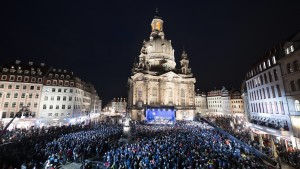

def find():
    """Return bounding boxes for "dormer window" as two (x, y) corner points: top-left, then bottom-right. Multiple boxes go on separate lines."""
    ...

(24, 70), (29, 74)
(10, 69), (16, 73)
(3, 68), (8, 72)
(290, 45), (294, 53)
(49, 73), (53, 78)
(53, 80), (57, 85)
(31, 71), (36, 75)
(267, 59), (271, 67)
(66, 75), (70, 79)
(38, 78), (42, 83)
(55, 74), (59, 78)
(272, 56), (276, 64)
(60, 75), (64, 79)
(17, 69), (22, 74)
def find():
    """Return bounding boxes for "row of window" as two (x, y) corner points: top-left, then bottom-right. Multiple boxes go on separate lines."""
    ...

(0, 84), (41, 90)
(232, 105), (242, 108)
(42, 104), (73, 109)
(46, 80), (74, 87)
(249, 85), (281, 101)
(250, 101), (285, 114)
(2, 102), (38, 108)
(231, 100), (243, 103)
(1, 75), (43, 83)
(1, 111), (36, 118)
(247, 56), (277, 78)
(0, 92), (39, 99)
(285, 45), (294, 55)
(43, 96), (83, 102)
(48, 73), (70, 79)
(247, 69), (279, 90)
(47, 112), (70, 117)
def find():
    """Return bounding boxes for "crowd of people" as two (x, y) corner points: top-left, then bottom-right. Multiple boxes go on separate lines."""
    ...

(0, 122), (123, 169)
(2, 114), (300, 169)
(208, 115), (300, 168)
(103, 121), (270, 169)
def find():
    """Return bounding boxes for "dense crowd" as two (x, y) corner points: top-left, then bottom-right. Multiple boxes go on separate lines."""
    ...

(209, 115), (300, 168)
(43, 123), (123, 168)
(103, 121), (270, 169)
(0, 123), (123, 169)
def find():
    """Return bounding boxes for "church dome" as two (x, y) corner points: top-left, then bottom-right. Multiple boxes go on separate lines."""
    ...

(144, 37), (173, 56)
(137, 13), (176, 71)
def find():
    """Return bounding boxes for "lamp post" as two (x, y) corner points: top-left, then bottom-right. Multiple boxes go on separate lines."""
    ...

(0, 106), (30, 137)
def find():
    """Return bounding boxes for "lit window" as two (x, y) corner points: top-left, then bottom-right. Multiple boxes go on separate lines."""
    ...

(290, 45), (294, 53)
(295, 100), (300, 112)
(286, 48), (290, 55)
(268, 59), (271, 67)
(272, 56), (276, 64)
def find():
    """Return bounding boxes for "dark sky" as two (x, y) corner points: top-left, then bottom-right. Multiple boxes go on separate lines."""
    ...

(1, 1), (300, 105)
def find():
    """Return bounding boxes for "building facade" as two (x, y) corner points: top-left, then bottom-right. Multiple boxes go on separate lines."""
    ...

(128, 13), (196, 122)
(230, 89), (244, 115)
(277, 32), (300, 148)
(207, 87), (231, 115)
(0, 60), (102, 128)
(195, 90), (207, 116)
(103, 98), (127, 114)
(245, 35), (300, 149)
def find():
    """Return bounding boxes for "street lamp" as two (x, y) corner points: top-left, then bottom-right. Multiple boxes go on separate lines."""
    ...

(0, 106), (30, 136)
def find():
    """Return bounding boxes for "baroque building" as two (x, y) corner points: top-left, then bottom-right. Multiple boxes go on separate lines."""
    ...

(195, 89), (207, 116)
(207, 87), (231, 115)
(230, 89), (244, 115)
(103, 98), (127, 114)
(128, 12), (196, 122)
(0, 60), (102, 128)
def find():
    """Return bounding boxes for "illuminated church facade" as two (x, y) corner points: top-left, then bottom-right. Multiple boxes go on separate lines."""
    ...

(128, 12), (196, 122)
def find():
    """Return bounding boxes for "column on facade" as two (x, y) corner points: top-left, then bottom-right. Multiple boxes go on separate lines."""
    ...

(259, 134), (264, 151)
(250, 131), (254, 141)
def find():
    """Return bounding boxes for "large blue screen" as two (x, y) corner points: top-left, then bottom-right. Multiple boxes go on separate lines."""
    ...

(146, 108), (175, 124)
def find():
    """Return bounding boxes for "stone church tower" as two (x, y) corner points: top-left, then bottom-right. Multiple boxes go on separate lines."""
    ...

(128, 11), (196, 122)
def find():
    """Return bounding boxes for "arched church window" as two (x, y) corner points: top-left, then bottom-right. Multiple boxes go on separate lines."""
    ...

(152, 87), (157, 103)
(295, 100), (300, 112)
(168, 88), (173, 104)
(181, 89), (185, 106)
(137, 87), (143, 101)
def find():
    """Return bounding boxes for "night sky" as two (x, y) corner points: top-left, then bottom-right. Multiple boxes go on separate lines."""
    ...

(1, 1), (300, 105)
